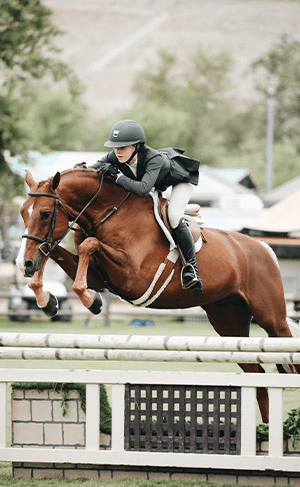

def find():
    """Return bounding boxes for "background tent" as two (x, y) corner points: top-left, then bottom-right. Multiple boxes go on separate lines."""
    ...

(242, 189), (300, 236)
(262, 174), (300, 208)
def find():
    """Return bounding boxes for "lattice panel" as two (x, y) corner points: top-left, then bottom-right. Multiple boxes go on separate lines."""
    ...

(124, 384), (241, 454)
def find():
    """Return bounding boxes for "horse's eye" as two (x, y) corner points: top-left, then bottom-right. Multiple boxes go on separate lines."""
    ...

(41, 211), (51, 220)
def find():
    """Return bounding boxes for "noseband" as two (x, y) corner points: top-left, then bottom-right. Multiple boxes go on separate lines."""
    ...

(22, 175), (130, 257)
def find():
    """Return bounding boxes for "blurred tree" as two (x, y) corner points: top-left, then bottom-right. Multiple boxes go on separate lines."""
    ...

(251, 35), (300, 190)
(0, 0), (83, 203)
(20, 83), (89, 152)
(0, 0), (74, 83)
(128, 40), (300, 191)
(131, 47), (236, 163)
(133, 50), (178, 107)
(82, 38), (300, 194)
(272, 137), (300, 188)
(252, 35), (300, 145)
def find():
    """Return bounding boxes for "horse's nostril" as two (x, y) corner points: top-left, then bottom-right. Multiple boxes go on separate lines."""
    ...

(24, 260), (34, 277)
(24, 260), (33, 271)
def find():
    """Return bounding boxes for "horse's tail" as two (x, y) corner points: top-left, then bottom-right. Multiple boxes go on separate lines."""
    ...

(276, 317), (300, 374)
(258, 240), (298, 373)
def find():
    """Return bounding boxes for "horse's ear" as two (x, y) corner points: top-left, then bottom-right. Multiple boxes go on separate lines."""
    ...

(52, 172), (61, 190)
(25, 170), (35, 190)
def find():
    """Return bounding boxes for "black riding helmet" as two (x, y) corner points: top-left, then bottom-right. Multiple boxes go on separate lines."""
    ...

(104, 120), (146, 148)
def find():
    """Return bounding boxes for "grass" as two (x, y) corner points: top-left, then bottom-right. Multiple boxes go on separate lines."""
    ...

(0, 463), (261, 487)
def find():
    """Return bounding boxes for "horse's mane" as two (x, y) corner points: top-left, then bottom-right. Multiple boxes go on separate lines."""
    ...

(53, 168), (154, 212)
(58, 168), (154, 203)
(33, 170), (154, 213)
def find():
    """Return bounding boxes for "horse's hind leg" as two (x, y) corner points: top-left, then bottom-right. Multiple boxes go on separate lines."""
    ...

(204, 299), (269, 423)
(247, 265), (300, 375)
(245, 242), (291, 339)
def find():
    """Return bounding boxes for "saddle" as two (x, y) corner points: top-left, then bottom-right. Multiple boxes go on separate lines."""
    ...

(157, 195), (205, 248)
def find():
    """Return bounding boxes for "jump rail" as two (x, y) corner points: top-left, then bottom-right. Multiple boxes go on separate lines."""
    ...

(1, 332), (300, 351)
(0, 347), (300, 363)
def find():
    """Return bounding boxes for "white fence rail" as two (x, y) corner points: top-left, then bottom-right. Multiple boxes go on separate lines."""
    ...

(1, 332), (300, 351)
(0, 333), (300, 473)
(1, 347), (300, 363)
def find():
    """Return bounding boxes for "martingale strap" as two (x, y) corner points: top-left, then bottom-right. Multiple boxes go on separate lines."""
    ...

(130, 248), (179, 307)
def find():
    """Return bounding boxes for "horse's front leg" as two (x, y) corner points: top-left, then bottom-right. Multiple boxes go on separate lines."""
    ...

(28, 257), (59, 317)
(72, 237), (103, 314)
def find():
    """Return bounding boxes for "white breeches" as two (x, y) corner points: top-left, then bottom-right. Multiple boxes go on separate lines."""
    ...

(168, 182), (195, 229)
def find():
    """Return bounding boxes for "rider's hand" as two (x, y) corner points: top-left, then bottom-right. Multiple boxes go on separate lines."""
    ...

(97, 162), (118, 181)
(74, 161), (87, 169)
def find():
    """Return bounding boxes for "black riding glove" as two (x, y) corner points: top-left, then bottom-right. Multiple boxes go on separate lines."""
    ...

(74, 161), (87, 169)
(97, 162), (118, 181)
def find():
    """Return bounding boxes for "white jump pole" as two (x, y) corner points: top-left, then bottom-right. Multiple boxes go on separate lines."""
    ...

(0, 346), (300, 363)
(0, 332), (300, 352)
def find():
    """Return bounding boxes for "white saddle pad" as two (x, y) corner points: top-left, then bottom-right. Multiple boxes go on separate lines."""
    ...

(150, 191), (204, 253)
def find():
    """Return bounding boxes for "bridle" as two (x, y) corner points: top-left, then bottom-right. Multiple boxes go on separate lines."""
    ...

(22, 174), (130, 257)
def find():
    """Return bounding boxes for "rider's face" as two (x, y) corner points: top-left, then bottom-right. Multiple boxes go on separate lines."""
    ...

(114, 145), (137, 164)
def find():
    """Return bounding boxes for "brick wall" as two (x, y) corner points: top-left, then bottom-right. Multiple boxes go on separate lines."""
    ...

(11, 387), (110, 479)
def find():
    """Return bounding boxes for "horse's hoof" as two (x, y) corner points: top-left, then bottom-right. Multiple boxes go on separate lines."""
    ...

(39, 293), (59, 317)
(88, 292), (102, 315)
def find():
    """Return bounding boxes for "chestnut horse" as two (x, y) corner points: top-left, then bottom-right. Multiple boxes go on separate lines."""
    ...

(18, 168), (298, 423)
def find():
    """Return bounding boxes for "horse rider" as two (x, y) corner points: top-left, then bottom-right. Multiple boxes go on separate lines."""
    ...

(76, 120), (203, 297)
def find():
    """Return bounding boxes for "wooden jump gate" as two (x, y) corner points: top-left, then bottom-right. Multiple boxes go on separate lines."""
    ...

(0, 333), (300, 483)
(125, 384), (241, 454)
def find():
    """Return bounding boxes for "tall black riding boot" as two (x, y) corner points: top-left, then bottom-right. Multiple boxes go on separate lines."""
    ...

(172, 217), (203, 297)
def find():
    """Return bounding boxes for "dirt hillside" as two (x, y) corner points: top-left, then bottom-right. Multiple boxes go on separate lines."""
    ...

(44, 0), (300, 118)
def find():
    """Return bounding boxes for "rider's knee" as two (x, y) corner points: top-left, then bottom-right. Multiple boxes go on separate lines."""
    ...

(168, 209), (180, 229)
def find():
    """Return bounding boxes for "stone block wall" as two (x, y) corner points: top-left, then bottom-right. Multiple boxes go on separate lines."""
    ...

(12, 388), (87, 448)
(11, 387), (110, 479)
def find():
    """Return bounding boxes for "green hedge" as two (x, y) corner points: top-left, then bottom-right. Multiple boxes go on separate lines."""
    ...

(256, 407), (300, 450)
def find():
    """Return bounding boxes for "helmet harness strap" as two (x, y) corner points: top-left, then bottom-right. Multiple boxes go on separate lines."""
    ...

(125, 144), (142, 165)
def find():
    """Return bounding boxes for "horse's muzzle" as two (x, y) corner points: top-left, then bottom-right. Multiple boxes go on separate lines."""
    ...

(24, 254), (43, 277)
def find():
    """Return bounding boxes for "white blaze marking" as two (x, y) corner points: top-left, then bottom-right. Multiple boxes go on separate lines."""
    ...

(16, 228), (28, 274)
(28, 204), (33, 216)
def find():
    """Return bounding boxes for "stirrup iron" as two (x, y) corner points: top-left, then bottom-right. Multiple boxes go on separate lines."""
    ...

(181, 263), (203, 289)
